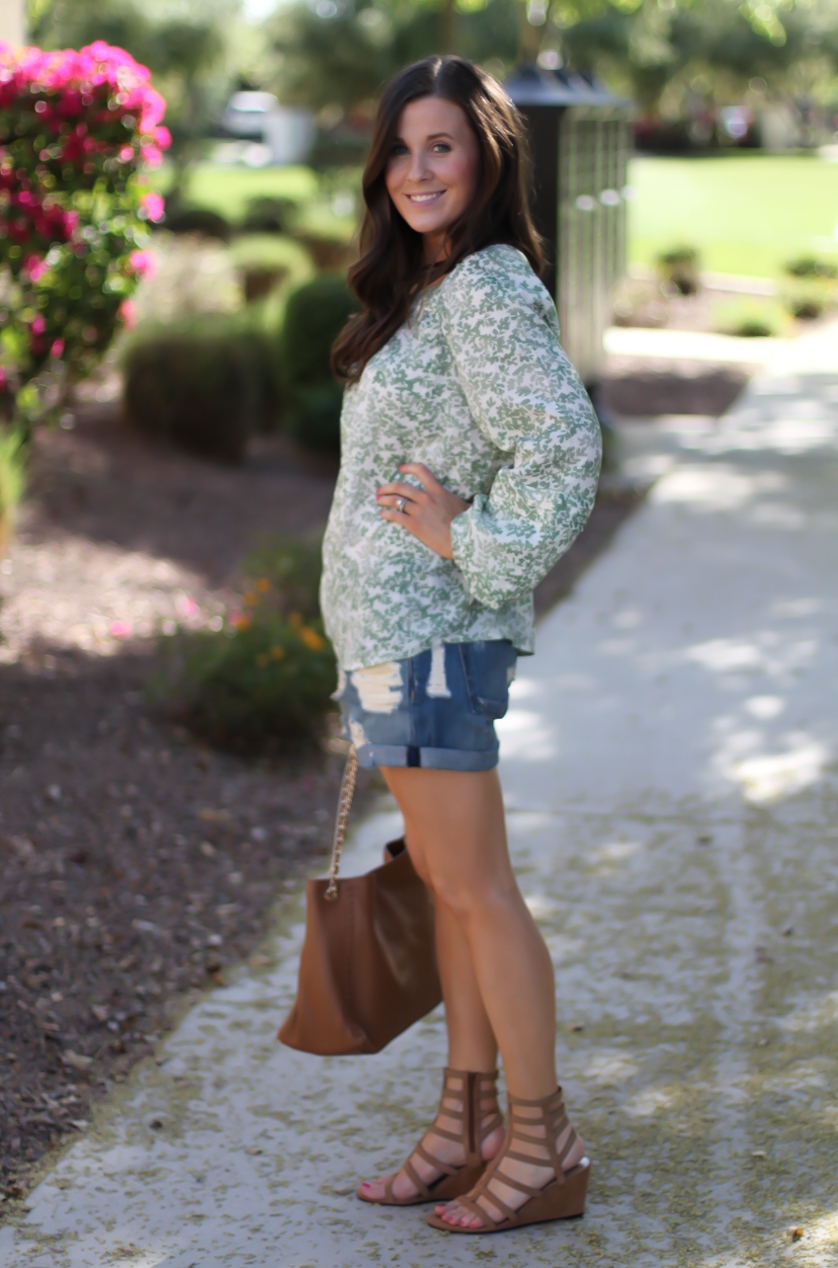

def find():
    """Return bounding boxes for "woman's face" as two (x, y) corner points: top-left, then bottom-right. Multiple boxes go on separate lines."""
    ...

(384, 95), (480, 263)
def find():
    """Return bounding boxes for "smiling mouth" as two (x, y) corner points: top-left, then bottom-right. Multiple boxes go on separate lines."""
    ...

(406, 191), (445, 203)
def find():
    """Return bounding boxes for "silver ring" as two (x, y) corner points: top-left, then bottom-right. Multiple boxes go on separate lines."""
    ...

(396, 496), (407, 513)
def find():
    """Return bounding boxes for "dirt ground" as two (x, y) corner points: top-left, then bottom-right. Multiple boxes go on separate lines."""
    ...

(0, 359), (742, 1210)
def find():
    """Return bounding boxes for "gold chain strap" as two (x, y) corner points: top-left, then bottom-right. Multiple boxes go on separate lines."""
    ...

(324, 746), (358, 901)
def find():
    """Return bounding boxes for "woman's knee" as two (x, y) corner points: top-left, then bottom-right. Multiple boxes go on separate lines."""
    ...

(429, 869), (518, 926)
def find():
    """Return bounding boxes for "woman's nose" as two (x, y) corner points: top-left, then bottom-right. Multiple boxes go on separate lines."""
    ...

(406, 149), (430, 182)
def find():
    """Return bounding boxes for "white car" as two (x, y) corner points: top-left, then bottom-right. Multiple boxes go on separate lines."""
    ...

(221, 91), (280, 140)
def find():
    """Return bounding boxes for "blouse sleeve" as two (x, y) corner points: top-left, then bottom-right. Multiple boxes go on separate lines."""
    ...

(440, 248), (602, 610)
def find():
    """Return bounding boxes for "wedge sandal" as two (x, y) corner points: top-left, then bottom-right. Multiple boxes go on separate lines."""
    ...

(427, 1085), (591, 1233)
(356, 1067), (503, 1206)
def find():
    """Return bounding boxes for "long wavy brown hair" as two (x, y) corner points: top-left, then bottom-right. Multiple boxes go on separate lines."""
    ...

(331, 56), (543, 384)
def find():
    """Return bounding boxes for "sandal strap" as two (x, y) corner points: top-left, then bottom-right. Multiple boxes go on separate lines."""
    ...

(492, 1168), (546, 1200)
(402, 1157), (432, 1201)
(454, 1192), (504, 1230)
(413, 1141), (459, 1178)
(478, 1109), (504, 1143)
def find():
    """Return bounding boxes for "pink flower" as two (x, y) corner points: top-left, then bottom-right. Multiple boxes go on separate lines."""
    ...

(50, 338), (64, 358)
(31, 315), (46, 335)
(139, 142), (163, 169)
(110, 620), (131, 638)
(23, 253), (49, 281)
(128, 248), (157, 278)
(139, 191), (164, 222)
(118, 298), (136, 329)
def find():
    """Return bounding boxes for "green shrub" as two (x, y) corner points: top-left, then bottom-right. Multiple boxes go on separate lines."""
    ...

(242, 533), (322, 620)
(155, 535), (335, 754)
(656, 245), (701, 295)
(240, 196), (298, 235)
(715, 298), (785, 338)
(784, 256), (838, 280)
(0, 425), (26, 551)
(278, 273), (356, 453)
(162, 206), (233, 242)
(786, 292), (826, 320)
(123, 321), (260, 461)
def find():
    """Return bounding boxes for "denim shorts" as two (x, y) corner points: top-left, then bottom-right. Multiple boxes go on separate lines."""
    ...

(335, 641), (518, 772)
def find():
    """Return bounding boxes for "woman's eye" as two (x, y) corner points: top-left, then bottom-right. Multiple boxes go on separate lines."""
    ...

(432, 143), (452, 153)
(390, 144), (408, 157)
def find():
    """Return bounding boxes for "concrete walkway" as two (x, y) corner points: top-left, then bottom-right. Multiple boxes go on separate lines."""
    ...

(2, 343), (838, 1266)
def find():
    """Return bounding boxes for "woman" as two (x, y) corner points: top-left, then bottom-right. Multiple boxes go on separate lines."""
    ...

(322, 55), (601, 1234)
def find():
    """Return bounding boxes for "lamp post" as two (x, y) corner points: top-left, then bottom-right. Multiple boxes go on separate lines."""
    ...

(506, 64), (631, 404)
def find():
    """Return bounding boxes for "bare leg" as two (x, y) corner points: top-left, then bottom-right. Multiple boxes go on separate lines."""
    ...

(362, 767), (586, 1227)
(357, 772), (504, 1202)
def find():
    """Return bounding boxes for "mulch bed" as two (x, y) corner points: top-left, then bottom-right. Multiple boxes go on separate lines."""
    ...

(601, 359), (750, 418)
(0, 360), (741, 1211)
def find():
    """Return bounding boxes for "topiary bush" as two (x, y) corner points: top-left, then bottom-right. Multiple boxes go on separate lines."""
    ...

(784, 256), (838, 281)
(278, 273), (356, 453)
(0, 41), (170, 431)
(786, 291), (826, 321)
(161, 205), (232, 242)
(155, 534), (335, 754)
(715, 298), (785, 339)
(123, 321), (260, 462)
(656, 245), (701, 296)
(240, 195), (298, 236)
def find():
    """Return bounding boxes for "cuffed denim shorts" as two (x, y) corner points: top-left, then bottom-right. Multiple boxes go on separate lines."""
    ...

(335, 641), (518, 772)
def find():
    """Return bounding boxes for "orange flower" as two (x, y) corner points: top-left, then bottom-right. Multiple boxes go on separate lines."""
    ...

(233, 615), (251, 632)
(299, 626), (325, 652)
(255, 578), (271, 594)
(270, 645), (286, 660)
(244, 591), (258, 607)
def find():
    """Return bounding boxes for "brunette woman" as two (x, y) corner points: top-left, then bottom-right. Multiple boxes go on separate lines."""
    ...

(321, 55), (601, 1235)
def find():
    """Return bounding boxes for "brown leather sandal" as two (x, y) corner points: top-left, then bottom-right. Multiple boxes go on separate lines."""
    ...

(426, 1085), (590, 1233)
(356, 1067), (503, 1206)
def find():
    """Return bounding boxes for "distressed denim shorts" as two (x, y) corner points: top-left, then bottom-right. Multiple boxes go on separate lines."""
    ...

(335, 641), (518, 772)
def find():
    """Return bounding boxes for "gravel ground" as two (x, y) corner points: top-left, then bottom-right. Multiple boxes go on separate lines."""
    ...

(0, 363), (736, 1210)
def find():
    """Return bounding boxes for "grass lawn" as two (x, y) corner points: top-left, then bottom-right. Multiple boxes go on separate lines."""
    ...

(152, 151), (838, 282)
(150, 162), (319, 222)
(628, 153), (838, 279)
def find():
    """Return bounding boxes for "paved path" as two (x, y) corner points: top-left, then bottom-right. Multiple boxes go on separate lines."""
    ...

(605, 317), (838, 367)
(2, 346), (838, 1267)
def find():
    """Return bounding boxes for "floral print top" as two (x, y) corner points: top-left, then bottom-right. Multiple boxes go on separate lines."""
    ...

(320, 244), (602, 671)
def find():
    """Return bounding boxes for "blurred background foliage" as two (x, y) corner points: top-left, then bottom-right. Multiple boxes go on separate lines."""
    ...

(28, 0), (838, 130)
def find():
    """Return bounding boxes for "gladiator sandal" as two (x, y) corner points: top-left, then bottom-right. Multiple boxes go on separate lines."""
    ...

(356, 1068), (504, 1206)
(426, 1085), (591, 1233)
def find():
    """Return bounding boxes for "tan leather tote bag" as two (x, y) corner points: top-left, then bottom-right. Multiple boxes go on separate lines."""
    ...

(278, 748), (442, 1055)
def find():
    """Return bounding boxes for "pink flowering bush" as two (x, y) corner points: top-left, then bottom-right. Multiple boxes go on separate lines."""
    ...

(0, 41), (170, 427)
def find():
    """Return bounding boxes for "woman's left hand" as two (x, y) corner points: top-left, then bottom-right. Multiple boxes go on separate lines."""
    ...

(377, 463), (470, 560)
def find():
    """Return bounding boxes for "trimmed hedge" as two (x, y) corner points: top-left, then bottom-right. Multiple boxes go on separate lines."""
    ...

(122, 317), (280, 461)
(278, 273), (356, 453)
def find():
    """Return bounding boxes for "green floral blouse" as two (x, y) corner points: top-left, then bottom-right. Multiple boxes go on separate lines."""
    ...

(320, 244), (602, 671)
